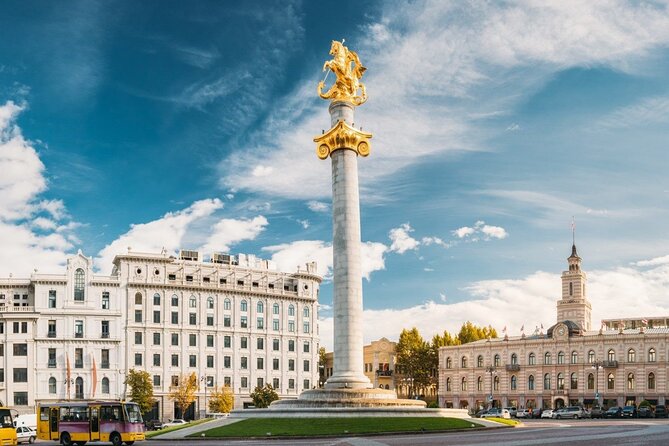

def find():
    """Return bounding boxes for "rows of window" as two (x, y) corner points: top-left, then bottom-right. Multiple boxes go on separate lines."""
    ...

(133, 350), (312, 372)
(0, 293), (30, 307)
(445, 372), (658, 392)
(45, 320), (111, 338)
(445, 348), (659, 368)
(45, 288), (110, 309)
(132, 332), (311, 352)
(158, 374), (311, 392)
(0, 321), (28, 334)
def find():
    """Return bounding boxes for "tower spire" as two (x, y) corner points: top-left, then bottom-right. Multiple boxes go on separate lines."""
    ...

(570, 216), (578, 258)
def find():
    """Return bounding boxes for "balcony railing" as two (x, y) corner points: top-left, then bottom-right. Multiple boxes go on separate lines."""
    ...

(506, 364), (521, 372)
(376, 370), (393, 377)
(603, 360), (619, 368)
(0, 306), (35, 313)
(75, 361), (83, 368)
(101, 362), (110, 369)
(74, 332), (84, 338)
(101, 332), (110, 338)
(47, 332), (57, 338)
(48, 360), (56, 368)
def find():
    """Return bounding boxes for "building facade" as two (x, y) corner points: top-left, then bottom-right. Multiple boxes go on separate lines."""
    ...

(0, 249), (321, 419)
(439, 244), (669, 411)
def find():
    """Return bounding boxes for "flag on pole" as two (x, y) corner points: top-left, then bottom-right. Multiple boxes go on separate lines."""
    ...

(641, 319), (648, 326)
(503, 326), (507, 333)
(91, 355), (98, 398)
(540, 323), (544, 329)
(520, 325), (524, 332)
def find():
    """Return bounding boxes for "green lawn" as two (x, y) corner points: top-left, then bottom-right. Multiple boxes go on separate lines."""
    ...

(194, 417), (482, 438)
(146, 418), (213, 438)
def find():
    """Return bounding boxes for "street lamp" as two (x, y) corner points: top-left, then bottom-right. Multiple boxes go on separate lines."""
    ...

(592, 361), (603, 407)
(200, 376), (209, 419)
(485, 366), (497, 409)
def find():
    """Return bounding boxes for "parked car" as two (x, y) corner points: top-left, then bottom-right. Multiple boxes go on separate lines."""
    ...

(541, 409), (554, 419)
(589, 406), (604, 419)
(503, 407), (517, 418)
(145, 419), (164, 430)
(474, 409), (489, 418)
(532, 408), (543, 418)
(622, 405), (638, 417)
(516, 409), (532, 419)
(604, 407), (623, 418)
(557, 406), (586, 419)
(638, 406), (654, 418)
(163, 419), (187, 428)
(654, 405), (667, 418)
(551, 408), (566, 419)
(481, 408), (511, 419)
(15, 426), (36, 444)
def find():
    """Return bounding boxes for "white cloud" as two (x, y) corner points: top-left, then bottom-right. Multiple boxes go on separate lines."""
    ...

(297, 219), (310, 229)
(319, 258), (669, 350)
(32, 217), (58, 231)
(453, 226), (476, 239)
(217, 1), (669, 200)
(597, 95), (669, 129)
(252, 165), (274, 177)
(263, 240), (387, 280)
(95, 199), (223, 272)
(506, 123), (520, 131)
(421, 236), (452, 248)
(480, 224), (508, 240)
(452, 220), (508, 241)
(307, 201), (329, 213)
(200, 215), (268, 254)
(633, 255), (669, 267)
(388, 223), (419, 254)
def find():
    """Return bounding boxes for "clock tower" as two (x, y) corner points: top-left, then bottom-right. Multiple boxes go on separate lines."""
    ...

(556, 243), (592, 331)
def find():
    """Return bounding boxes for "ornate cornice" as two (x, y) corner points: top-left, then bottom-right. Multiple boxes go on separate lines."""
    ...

(314, 120), (372, 160)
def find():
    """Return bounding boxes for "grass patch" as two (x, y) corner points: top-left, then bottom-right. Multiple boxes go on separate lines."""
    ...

(146, 418), (212, 438)
(194, 417), (482, 438)
(484, 417), (520, 426)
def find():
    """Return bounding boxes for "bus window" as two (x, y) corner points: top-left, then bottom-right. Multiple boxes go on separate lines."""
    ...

(124, 404), (142, 423)
(40, 407), (49, 421)
(0, 409), (12, 428)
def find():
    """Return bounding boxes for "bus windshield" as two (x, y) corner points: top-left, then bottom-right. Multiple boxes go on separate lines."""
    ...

(0, 409), (12, 428)
(124, 404), (142, 424)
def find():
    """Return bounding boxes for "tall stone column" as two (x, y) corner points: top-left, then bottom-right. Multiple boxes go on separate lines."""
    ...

(323, 101), (371, 389)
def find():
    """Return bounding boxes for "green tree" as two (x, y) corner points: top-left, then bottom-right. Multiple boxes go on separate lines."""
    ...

(208, 385), (234, 413)
(250, 384), (279, 408)
(168, 373), (198, 419)
(395, 328), (435, 398)
(125, 369), (155, 415)
(456, 321), (497, 344)
(318, 346), (327, 387)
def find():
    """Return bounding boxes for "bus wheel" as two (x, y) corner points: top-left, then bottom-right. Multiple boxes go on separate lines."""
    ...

(110, 432), (122, 446)
(60, 432), (73, 446)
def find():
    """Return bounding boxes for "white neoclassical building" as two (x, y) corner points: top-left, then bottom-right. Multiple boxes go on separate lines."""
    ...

(0, 249), (322, 419)
(439, 243), (669, 411)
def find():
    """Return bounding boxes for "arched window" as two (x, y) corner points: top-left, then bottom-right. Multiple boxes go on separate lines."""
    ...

(171, 294), (179, 306)
(241, 300), (248, 312)
(571, 351), (578, 364)
(224, 298), (231, 310)
(153, 293), (161, 306)
(648, 372), (656, 390)
(75, 377), (84, 399)
(511, 353), (518, 365)
(607, 349), (616, 362)
(544, 374), (551, 390)
(446, 378), (451, 392)
(570, 373), (578, 390)
(102, 377), (110, 394)
(477, 355), (483, 368)
(607, 373), (615, 390)
(557, 351), (565, 364)
(288, 305), (295, 316)
(74, 268), (85, 301)
(587, 373), (594, 390)
(303, 307), (310, 318)
(557, 373), (564, 390)
(510, 375), (517, 390)
(648, 348), (656, 362)
(494, 354), (500, 367)
(446, 357), (452, 369)
(528, 353), (536, 365)
(627, 348), (636, 363)
(48, 377), (57, 394)
(207, 297), (214, 309)
(544, 352), (551, 365)
(528, 375), (535, 390)
(461, 377), (467, 391)
(477, 376), (483, 391)
(189, 296), (197, 308)
(461, 356), (468, 368)
(493, 375), (500, 391)
(588, 350), (595, 363)
(256, 301), (263, 314)
(273, 303), (279, 315)
(569, 282), (573, 296)
(627, 373), (635, 390)
(135, 292), (142, 305)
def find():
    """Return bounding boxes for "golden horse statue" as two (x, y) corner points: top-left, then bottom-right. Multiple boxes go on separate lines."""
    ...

(318, 40), (367, 105)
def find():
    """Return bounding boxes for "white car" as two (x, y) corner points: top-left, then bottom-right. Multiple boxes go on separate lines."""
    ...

(16, 426), (36, 444)
(163, 419), (187, 428)
(480, 408), (511, 419)
(541, 409), (554, 419)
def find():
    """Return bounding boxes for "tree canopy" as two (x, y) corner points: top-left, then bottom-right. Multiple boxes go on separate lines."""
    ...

(250, 384), (279, 408)
(208, 385), (234, 413)
(125, 369), (155, 415)
(168, 373), (198, 419)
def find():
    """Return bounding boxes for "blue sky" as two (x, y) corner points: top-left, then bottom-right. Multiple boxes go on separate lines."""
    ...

(1, 1), (669, 348)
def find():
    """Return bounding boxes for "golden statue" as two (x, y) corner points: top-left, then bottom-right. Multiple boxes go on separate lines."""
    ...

(318, 40), (367, 105)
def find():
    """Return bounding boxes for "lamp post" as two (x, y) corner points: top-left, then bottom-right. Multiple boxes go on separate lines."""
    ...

(200, 376), (208, 419)
(485, 366), (497, 409)
(592, 361), (603, 407)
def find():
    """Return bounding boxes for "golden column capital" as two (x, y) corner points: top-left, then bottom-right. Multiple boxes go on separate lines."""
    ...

(314, 120), (373, 160)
